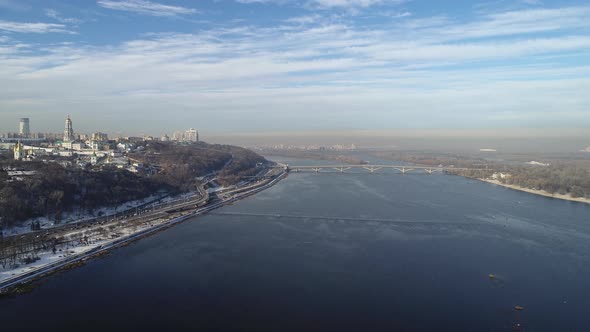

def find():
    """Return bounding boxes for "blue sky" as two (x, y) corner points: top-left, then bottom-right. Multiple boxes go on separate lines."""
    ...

(0, 0), (589, 135)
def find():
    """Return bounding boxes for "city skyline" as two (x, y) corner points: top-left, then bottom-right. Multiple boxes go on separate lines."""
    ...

(0, 114), (200, 142)
(0, 0), (589, 133)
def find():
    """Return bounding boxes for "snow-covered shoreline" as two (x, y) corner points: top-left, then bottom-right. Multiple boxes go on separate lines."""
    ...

(0, 169), (287, 291)
(479, 178), (590, 205)
(0, 213), (169, 282)
(0, 212), (191, 287)
(1, 191), (200, 237)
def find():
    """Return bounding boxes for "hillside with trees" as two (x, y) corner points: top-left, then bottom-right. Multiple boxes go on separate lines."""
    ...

(130, 141), (266, 188)
(372, 151), (590, 199)
(0, 142), (267, 228)
(0, 162), (165, 227)
(494, 164), (590, 198)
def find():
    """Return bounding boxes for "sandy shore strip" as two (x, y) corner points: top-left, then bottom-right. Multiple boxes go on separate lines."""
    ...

(479, 178), (590, 205)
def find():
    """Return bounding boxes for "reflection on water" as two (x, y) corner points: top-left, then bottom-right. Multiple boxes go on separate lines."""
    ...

(1, 159), (590, 331)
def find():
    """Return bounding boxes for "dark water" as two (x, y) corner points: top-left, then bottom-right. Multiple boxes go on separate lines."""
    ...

(2, 159), (590, 331)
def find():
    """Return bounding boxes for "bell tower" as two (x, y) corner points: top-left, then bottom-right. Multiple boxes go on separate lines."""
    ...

(13, 140), (23, 160)
(64, 115), (74, 142)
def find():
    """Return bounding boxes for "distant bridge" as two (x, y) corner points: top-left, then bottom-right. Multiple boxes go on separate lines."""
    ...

(274, 164), (483, 174)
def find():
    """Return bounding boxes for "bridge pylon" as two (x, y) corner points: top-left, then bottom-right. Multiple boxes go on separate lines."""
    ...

(363, 166), (383, 173)
(394, 167), (414, 174)
(333, 167), (351, 173)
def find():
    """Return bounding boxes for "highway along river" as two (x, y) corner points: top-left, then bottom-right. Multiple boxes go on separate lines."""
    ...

(1, 158), (590, 331)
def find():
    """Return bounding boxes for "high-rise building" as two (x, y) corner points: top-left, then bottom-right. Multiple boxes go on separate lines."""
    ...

(19, 118), (30, 138)
(91, 132), (108, 142)
(172, 131), (184, 141)
(64, 115), (74, 142)
(185, 128), (199, 142)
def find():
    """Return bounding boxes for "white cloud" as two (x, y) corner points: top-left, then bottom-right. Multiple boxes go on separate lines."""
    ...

(97, 0), (198, 17)
(45, 9), (83, 24)
(236, 0), (407, 10)
(0, 5), (589, 132)
(395, 6), (590, 43)
(0, 20), (71, 34)
(235, 0), (277, 3)
(309, 0), (405, 9)
(285, 14), (321, 25)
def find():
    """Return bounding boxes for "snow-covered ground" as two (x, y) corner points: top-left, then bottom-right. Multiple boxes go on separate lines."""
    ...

(2, 191), (197, 237)
(0, 216), (166, 282)
(0, 240), (100, 281)
(207, 186), (230, 193)
(0, 191), (204, 282)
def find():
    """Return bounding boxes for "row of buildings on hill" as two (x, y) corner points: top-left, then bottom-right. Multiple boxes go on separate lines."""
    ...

(2, 116), (199, 165)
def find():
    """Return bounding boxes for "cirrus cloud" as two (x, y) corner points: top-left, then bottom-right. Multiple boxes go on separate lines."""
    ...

(97, 0), (198, 17)
(0, 20), (71, 34)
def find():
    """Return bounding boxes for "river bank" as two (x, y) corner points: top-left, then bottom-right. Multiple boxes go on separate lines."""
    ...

(478, 178), (590, 205)
(3, 158), (589, 331)
(0, 168), (287, 294)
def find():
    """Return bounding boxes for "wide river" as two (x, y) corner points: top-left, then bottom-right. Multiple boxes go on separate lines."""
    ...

(2, 157), (590, 331)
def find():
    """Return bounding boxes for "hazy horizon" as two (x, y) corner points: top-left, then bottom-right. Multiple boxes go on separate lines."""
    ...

(3, 115), (590, 153)
(205, 131), (590, 154)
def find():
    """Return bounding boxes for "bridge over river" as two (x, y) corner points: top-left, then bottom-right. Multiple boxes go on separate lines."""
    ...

(273, 164), (484, 174)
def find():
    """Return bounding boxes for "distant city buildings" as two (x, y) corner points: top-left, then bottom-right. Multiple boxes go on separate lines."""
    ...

(92, 132), (108, 142)
(2, 115), (200, 172)
(119, 136), (143, 143)
(169, 128), (199, 143)
(61, 141), (73, 149)
(19, 118), (30, 138)
(0, 118), (37, 140)
(254, 143), (357, 151)
(172, 131), (184, 142)
(185, 128), (199, 143)
(72, 142), (85, 150)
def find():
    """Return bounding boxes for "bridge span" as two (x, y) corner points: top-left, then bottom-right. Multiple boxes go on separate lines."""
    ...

(273, 164), (481, 174)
